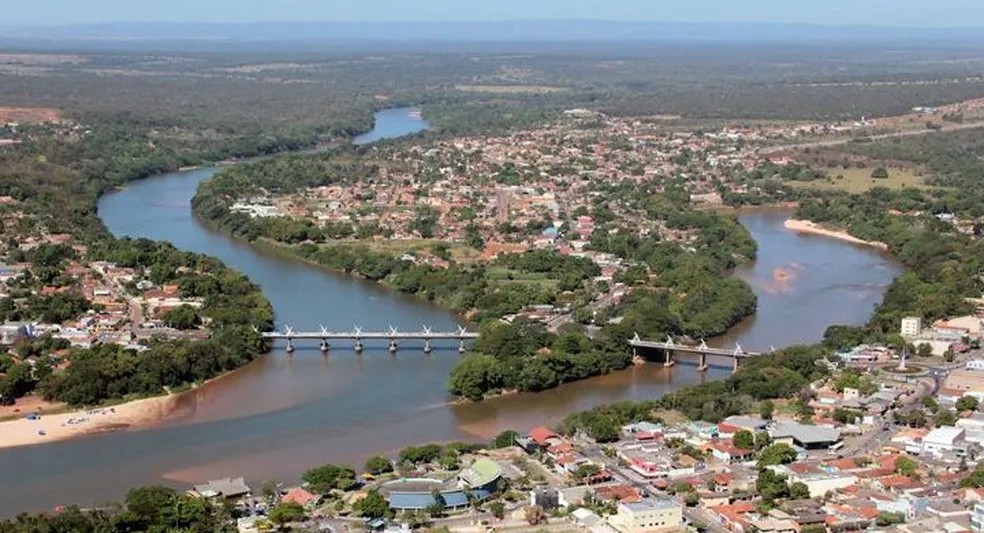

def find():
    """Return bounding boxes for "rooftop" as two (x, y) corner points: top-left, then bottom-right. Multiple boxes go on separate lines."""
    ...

(621, 498), (679, 512)
(771, 422), (841, 445)
(925, 426), (966, 444)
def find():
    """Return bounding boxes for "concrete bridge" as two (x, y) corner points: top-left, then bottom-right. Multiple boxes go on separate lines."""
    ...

(261, 325), (479, 354)
(629, 333), (763, 372)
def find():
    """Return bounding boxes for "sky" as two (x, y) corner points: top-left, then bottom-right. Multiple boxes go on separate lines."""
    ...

(6, 0), (984, 27)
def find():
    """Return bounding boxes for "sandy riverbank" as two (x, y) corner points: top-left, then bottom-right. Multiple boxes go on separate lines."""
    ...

(784, 219), (889, 251)
(0, 394), (180, 450)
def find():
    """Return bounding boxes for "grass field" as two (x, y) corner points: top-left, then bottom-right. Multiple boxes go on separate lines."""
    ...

(787, 167), (927, 193)
(454, 84), (568, 94)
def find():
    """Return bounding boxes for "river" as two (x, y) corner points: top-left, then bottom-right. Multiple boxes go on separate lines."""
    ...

(0, 109), (901, 516)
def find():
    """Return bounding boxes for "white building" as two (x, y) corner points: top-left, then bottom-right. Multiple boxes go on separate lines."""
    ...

(957, 413), (984, 445)
(972, 502), (984, 532)
(901, 316), (923, 338)
(608, 500), (682, 533)
(921, 427), (967, 458)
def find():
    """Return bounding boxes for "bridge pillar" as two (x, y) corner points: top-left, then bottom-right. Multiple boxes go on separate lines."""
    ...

(733, 357), (740, 373)
(389, 339), (398, 353)
(698, 353), (708, 372)
(285, 338), (295, 354)
(458, 340), (466, 354)
(423, 339), (432, 354)
(354, 339), (363, 353)
(320, 339), (329, 353)
(664, 350), (675, 368)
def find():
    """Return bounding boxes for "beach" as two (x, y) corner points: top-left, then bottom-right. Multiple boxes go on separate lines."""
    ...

(0, 394), (179, 450)
(784, 218), (889, 250)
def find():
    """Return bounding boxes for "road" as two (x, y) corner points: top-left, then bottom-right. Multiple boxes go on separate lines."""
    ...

(758, 120), (984, 155)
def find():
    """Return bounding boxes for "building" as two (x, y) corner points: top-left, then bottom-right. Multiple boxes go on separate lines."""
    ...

(192, 477), (252, 499)
(769, 422), (842, 450)
(945, 370), (984, 401)
(958, 413), (984, 445)
(780, 469), (858, 498)
(972, 502), (984, 532)
(921, 427), (967, 458)
(901, 317), (923, 338)
(608, 499), (682, 533)
(382, 458), (503, 511)
(967, 360), (984, 372)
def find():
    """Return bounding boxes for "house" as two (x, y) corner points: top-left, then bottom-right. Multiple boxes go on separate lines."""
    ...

(608, 499), (682, 533)
(281, 487), (320, 508)
(779, 469), (858, 498)
(529, 426), (563, 448)
(707, 441), (755, 464)
(921, 427), (967, 458)
(192, 477), (252, 499)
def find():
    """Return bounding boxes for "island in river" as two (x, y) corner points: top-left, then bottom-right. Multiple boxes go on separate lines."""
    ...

(0, 109), (901, 516)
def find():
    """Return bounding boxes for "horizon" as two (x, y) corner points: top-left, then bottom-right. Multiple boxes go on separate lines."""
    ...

(5, 0), (984, 28)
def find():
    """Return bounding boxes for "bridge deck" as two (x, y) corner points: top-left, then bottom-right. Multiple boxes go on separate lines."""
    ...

(629, 340), (760, 358)
(262, 332), (479, 340)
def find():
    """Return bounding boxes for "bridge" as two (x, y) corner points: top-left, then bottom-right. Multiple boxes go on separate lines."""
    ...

(629, 334), (763, 372)
(261, 325), (479, 354)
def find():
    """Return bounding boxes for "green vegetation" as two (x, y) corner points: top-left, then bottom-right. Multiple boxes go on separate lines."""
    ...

(0, 485), (229, 532)
(302, 464), (358, 494)
(560, 344), (830, 438)
(448, 319), (632, 401)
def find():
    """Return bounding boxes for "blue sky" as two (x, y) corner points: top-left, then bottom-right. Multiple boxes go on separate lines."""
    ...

(7, 0), (984, 27)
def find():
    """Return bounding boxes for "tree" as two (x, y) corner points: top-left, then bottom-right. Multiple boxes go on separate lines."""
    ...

(757, 443), (798, 468)
(937, 410), (958, 427)
(733, 430), (755, 450)
(302, 464), (357, 494)
(261, 479), (280, 504)
(493, 429), (519, 448)
(894, 456), (918, 477)
(572, 463), (602, 482)
(755, 469), (789, 504)
(355, 489), (390, 519)
(684, 492), (700, 507)
(789, 482), (810, 500)
(917, 343), (933, 357)
(269, 502), (306, 530)
(957, 395), (980, 412)
(871, 167), (889, 179)
(426, 490), (446, 518)
(759, 400), (774, 420)
(524, 505), (546, 526)
(876, 511), (905, 527)
(365, 456), (394, 475)
(163, 304), (200, 330)
(124, 485), (178, 528)
(488, 501), (505, 519)
(922, 396), (939, 413)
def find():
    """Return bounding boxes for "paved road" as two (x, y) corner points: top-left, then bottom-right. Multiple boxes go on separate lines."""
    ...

(758, 120), (984, 155)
